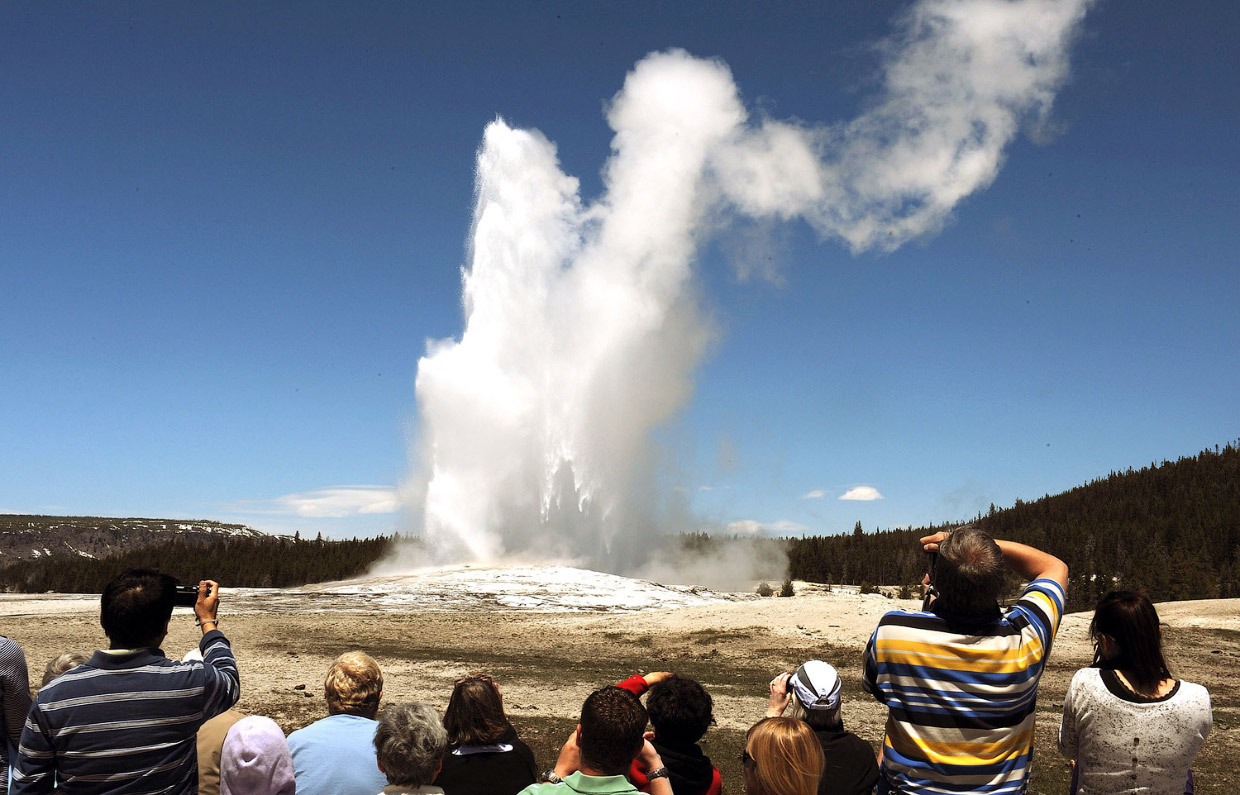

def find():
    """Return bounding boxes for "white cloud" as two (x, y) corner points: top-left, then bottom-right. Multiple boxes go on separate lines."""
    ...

(839, 486), (884, 501)
(801, 489), (827, 500)
(725, 518), (811, 536)
(698, 485), (714, 492)
(228, 486), (400, 519)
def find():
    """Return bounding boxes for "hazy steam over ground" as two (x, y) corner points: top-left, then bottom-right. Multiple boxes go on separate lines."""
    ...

(396, 0), (1091, 587)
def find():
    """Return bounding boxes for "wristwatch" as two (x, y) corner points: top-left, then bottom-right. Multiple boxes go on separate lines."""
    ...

(646, 768), (670, 781)
(539, 770), (563, 784)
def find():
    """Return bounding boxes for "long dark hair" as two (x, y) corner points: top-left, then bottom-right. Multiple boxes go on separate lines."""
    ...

(1090, 591), (1171, 694)
(444, 675), (514, 746)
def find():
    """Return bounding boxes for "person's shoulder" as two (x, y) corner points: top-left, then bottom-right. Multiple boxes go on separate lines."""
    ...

(875, 607), (935, 626)
(1176, 679), (1211, 703)
(1065, 666), (1102, 692)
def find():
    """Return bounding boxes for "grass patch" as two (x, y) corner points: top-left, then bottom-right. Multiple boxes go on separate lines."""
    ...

(687, 628), (754, 645)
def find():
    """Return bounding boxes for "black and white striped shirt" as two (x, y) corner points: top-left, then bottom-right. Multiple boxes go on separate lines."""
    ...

(1, 636), (33, 792)
(11, 630), (239, 795)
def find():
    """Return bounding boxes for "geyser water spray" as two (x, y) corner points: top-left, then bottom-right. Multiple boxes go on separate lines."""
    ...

(404, 0), (1092, 578)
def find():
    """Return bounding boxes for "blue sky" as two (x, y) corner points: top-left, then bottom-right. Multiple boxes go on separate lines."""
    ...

(2, 1), (1236, 542)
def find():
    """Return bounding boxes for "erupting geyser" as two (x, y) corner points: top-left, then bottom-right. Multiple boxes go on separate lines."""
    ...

(405, 0), (1091, 575)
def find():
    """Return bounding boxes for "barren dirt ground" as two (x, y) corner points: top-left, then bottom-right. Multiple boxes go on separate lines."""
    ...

(3, 587), (1237, 795)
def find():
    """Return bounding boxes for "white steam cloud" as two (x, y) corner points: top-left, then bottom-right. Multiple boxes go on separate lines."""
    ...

(403, 0), (1090, 580)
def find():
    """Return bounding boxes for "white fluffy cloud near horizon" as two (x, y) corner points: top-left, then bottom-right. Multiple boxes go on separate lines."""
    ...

(801, 489), (827, 500)
(839, 486), (884, 501)
(227, 486), (400, 518)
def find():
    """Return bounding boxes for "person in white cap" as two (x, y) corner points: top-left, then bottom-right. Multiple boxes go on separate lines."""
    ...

(766, 661), (878, 795)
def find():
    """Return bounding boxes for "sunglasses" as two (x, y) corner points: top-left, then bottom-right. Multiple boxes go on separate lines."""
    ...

(739, 750), (755, 767)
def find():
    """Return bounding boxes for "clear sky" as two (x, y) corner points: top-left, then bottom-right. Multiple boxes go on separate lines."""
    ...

(2, 1), (1236, 542)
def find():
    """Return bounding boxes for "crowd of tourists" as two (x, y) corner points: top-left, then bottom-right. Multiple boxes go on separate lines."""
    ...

(0, 527), (1214, 795)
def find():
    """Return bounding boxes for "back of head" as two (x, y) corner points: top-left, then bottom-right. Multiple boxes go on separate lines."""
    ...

(100, 569), (178, 648)
(445, 675), (512, 745)
(785, 661), (842, 731)
(374, 702), (448, 788)
(42, 652), (89, 688)
(745, 717), (824, 795)
(934, 526), (1006, 618)
(221, 716), (296, 795)
(1090, 590), (1170, 693)
(325, 651), (384, 718)
(579, 686), (648, 775)
(645, 675), (714, 748)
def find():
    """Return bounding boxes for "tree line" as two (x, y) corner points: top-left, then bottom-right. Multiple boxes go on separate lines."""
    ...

(0, 533), (399, 594)
(787, 441), (1240, 611)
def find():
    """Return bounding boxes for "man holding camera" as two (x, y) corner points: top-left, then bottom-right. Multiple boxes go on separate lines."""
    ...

(862, 527), (1067, 795)
(13, 569), (240, 795)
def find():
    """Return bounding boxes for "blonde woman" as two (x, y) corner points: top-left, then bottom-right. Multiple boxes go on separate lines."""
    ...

(743, 718), (824, 795)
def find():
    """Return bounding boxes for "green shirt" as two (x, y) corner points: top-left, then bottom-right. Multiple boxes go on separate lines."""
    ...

(517, 772), (637, 795)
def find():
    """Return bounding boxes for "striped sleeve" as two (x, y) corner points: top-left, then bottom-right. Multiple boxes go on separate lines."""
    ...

(199, 630), (240, 720)
(1009, 578), (1066, 650)
(1, 637), (33, 749)
(11, 706), (55, 794)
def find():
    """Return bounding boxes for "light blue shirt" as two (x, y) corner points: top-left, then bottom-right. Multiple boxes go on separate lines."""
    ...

(288, 713), (388, 795)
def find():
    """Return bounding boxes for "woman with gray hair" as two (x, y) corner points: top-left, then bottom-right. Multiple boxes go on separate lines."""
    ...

(374, 703), (450, 795)
(766, 661), (877, 795)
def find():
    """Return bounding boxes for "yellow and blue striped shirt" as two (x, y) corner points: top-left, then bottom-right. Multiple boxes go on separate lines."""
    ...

(863, 579), (1065, 795)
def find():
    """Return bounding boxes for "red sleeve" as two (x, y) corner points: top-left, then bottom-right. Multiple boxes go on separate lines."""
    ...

(615, 674), (650, 697)
(708, 767), (722, 795)
(629, 759), (651, 793)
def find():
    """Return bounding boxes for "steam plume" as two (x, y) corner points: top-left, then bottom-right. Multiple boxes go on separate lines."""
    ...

(404, 0), (1091, 577)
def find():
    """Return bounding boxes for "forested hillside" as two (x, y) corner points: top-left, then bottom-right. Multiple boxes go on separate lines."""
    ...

(788, 441), (1240, 610)
(0, 533), (397, 593)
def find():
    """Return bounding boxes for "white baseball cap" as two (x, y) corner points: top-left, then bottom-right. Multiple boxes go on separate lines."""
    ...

(790, 660), (841, 711)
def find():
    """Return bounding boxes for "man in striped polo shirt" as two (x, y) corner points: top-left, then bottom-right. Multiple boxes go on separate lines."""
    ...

(863, 527), (1068, 795)
(13, 569), (240, 795)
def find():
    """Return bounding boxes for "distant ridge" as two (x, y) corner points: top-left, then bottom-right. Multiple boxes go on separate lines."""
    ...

(0, 514), (266, 561)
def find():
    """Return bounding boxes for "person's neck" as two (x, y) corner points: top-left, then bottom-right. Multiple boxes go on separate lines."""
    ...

(330, 708), (379, 720)
(1115, 670), (1175, 698)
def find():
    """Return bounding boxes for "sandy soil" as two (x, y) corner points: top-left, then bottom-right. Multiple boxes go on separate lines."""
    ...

(4, 582), (1238, 793)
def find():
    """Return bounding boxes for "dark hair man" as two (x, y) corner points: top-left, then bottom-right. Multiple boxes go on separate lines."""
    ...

(519, 687), (672, 795)
(862, 526), (1068, 795)
(13, 569), (240, 795)
(615, 672), (721, 795)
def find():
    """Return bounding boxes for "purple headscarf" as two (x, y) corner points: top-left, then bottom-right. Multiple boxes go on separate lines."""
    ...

(220, 715), (297, 795)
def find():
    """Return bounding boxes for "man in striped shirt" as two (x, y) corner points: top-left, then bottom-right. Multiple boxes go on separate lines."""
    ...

(12, 569), (240, 795)
(863, 527), (1068, 795)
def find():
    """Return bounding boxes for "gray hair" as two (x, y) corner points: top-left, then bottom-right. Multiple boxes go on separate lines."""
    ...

(785, 692), (843, 731)
(936, 525), (1006, 617)
(374, 702), (448, 787)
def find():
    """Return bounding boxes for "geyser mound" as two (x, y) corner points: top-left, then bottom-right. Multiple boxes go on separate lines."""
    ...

(226, 565), (746, 614)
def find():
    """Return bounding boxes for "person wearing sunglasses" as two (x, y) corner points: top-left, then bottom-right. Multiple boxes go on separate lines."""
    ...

(436, 674), (537, 795)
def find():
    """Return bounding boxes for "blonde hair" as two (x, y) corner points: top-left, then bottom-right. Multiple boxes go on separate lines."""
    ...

(324, 651), (383, 717)
(42, 652), (89, 687)
(745, 717), (824, 795)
